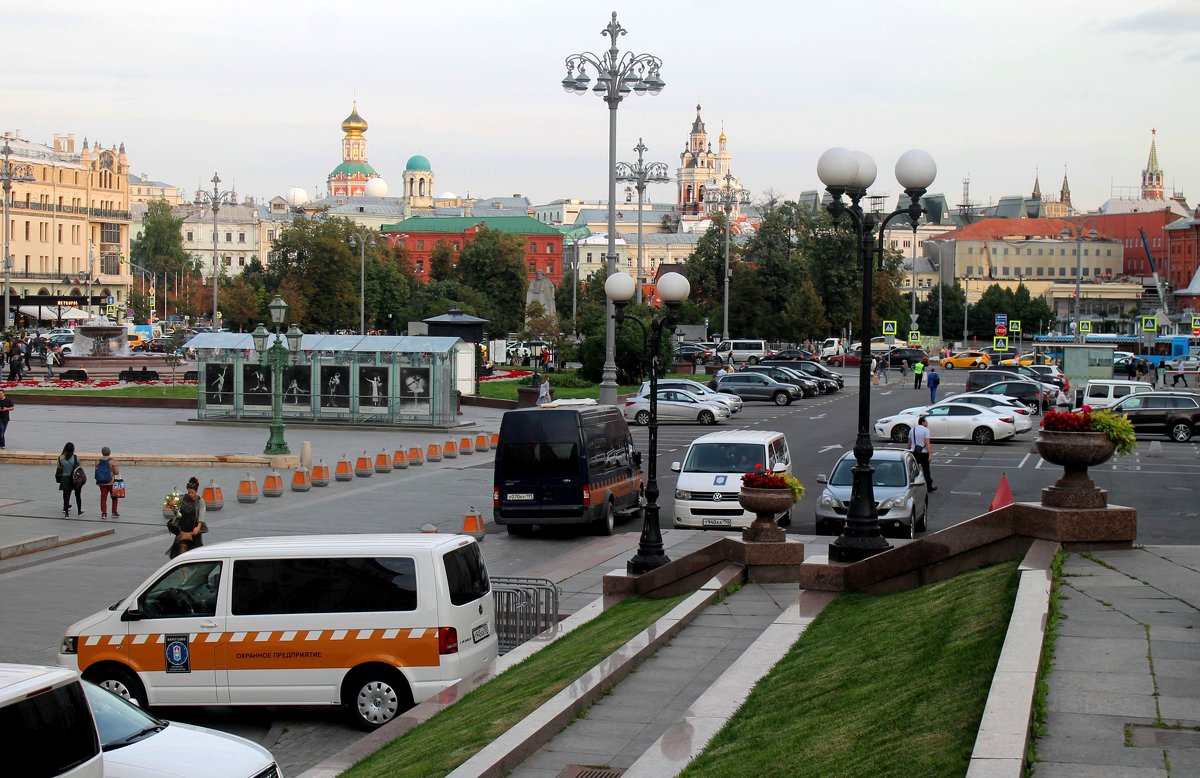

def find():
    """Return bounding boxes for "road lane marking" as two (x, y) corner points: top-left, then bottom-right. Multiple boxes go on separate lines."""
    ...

(1017, 454), (1031, 468)
(817, 444), (843, 453)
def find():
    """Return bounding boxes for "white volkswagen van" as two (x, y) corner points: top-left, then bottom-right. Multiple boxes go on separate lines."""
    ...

(59, 534), (496, 730)
(671, 430), (792, 529)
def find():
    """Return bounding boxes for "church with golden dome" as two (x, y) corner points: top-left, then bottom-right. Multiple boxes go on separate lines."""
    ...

(676, 104), (741, 217)
(327, 102), (386, 197)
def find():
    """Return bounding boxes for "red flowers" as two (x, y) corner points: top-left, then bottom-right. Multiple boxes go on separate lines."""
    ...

(742, 471), (786, 489)
(1041, 409), (1092, 432)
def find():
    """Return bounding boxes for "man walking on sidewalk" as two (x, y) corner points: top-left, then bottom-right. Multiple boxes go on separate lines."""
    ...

(910, 416), (936, 492)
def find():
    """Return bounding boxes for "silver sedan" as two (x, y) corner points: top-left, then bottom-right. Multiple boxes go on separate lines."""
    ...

(622, 389), (731, 426)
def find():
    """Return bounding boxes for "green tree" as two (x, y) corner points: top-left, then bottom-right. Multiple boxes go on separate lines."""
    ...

(131, 200), (190, 278)
(795, 206), (861, 337)
(270, 216), (364, 331)
(455, 227), (529, 334)
(428, 240), (456, 282)
(681, 215), (730, 329)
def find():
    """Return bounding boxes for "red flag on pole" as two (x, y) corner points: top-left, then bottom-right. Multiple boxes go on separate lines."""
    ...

(989, 473), (1014, 511)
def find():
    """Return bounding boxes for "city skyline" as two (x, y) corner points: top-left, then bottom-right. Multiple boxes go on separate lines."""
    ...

(4, 1), (1197, 213)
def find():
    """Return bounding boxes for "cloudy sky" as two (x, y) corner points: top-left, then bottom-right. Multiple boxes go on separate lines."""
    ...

(5, 1), (1197, 213)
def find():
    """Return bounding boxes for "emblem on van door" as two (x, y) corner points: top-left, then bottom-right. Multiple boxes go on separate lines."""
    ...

(165, 634), (191, 674)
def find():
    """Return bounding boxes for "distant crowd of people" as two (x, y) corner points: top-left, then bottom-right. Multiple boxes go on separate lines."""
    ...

(2, 335), (64, 380)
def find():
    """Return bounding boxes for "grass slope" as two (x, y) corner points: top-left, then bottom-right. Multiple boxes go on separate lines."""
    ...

(346, 592), (688, 778)
(681, 561), (1019, 778)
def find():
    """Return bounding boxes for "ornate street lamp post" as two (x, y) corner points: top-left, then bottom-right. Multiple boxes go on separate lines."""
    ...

(817, 147), (937, 562)
(2, 133), (35, 331)
(348, 228), (377, 335)
(251, 295), (303, 456)
(562, 11), (665, 406)
(616, 138), (670, 304)
(704, 171), (750, 344)
(606, 270), (690, 574)
(193, 173), (238, 329)
(1060, 219), (1097, 342)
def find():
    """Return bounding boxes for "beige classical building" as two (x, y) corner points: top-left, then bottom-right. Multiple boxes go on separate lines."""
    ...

(128, 173), (185, 205)
(3, 132), (133, 319)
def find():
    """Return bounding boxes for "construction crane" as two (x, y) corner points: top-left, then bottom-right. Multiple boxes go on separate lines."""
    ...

(1139, 228), (1170, 317)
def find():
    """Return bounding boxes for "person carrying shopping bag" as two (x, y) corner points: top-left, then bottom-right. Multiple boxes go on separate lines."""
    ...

(95, 446), (121, 519)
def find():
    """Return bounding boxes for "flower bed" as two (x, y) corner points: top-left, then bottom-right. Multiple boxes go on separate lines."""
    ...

(0, 378), (197, 391)
(479, 368), (533, 383)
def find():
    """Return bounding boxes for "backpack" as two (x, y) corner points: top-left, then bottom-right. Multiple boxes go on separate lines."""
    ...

(95, 458), (111, 484)
(72, 465), (87, 488)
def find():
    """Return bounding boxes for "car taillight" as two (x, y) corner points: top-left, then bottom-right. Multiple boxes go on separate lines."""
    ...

(625, 399), (637, 406)
(493, 486), (499, 507)
(1014, 408), (1030, 415)
(438, 626), (459, 655)
(999, 417), (1014, 424)
(582, 486), (591, 505)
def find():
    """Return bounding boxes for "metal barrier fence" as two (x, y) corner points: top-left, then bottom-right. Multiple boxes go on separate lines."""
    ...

(491, 576), (561, 654)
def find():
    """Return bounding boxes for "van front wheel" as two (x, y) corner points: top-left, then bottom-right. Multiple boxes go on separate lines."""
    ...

(85, 664), (147, 709)
(344, 665), (413, 730)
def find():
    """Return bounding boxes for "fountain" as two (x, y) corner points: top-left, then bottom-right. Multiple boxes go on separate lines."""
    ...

(73, 316), (131, 357)
(56, 316), (184, 381)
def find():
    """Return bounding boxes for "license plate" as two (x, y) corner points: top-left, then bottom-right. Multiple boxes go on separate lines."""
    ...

(702, 518), (732, 527)
(472, 623), (490, 643)
(507, 493), (534, 501)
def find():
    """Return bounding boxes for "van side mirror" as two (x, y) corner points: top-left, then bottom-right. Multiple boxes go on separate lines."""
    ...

(816, 474), (828, 484)
(121, 608), (144, 622)
(770, 461), (787, 473)
(633, 451), (643, 467)
(670, 462), (681, 473)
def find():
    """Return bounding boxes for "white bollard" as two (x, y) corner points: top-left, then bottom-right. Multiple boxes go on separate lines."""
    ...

(300, 441), (313, 470)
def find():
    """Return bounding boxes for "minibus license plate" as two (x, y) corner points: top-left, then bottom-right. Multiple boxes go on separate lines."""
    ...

(702, 518), (731, 527)
(508, 493), (534, 501)
(473, 623), (490, 643)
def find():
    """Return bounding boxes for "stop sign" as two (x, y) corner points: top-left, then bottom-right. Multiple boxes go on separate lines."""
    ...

(995, 324), (1008, 337)
(1193, 326), (1200, 337)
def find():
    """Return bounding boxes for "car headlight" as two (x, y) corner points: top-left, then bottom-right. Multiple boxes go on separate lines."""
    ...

(818, 492), (837, 507)
(60, 636), (78, 654)
(675, 489), (692, 500)
(878, 417), (892, 425)
(878, 495), (906, 511)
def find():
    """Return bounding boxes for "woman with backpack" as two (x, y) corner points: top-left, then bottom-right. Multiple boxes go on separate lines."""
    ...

(95, 446), (120, 519)
(57, 441), (85, 518)
(169, 476), (206, 559)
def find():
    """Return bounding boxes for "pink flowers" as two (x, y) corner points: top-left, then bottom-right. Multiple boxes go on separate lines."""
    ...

(480, 369), (533, 382)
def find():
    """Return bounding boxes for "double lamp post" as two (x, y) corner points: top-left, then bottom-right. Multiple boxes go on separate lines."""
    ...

(348, 228), (377, 336)
(705, 171), (751, 343)
(816, 147), (937, 562)
(251, 295), (303, 456)
(2, 133), (35, 330)
(193, 173), (238, 329)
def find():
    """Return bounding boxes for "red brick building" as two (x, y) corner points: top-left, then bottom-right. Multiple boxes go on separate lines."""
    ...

(1166, 210), (1200, 306)
(379, 215), (564, 284)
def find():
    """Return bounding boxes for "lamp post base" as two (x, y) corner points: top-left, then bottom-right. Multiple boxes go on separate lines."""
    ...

(264, 424), (289, 456)
(627, 502), (670, 575)
(828, 534), (892, 563)
(627, 552), (670, 576)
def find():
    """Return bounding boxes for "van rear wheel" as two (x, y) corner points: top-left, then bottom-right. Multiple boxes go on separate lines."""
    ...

(593, 501), (615, 536)
(506, 523), (534, 537)
(344, 665), (413, 731)
(85, 664), (147, 709)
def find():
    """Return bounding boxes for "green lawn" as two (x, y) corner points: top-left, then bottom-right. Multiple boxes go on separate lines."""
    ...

(345, 593), (688, 778)
(8, 385), (196, 399)
(679, 561), (1020, 778)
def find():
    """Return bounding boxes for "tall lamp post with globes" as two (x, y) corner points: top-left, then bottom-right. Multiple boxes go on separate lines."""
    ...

(615, 138), (670, 305)
(348, 228), (377, 335)
(193, 173), (238, 329)
(704, 171), (751, 344)
(606, 270), (690, 574)
(562, 11), (665, 406)
(1059, 219), (1097, 342)
(816, 147), (937, 562)
(251, 295), (303, 456)
(2, 133), (35, 331)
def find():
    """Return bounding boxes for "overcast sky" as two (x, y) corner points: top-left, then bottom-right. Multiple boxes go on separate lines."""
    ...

(5, 1), (1197, 213)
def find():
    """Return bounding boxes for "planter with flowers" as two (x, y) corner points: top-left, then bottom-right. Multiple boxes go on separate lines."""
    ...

(739, 471), (805, 542)
(1037, 407), (1136, 508)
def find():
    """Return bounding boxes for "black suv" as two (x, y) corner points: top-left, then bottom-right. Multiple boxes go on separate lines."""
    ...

(1109, 391), (1200, 442)
(736, 365), (821, 397)
(762, 359), (844, 390)
(883, 347), (928, 367)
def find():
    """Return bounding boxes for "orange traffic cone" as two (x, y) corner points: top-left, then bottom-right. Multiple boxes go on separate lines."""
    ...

(290, 467), (312, 492)
(202, 480), (224, 511)
(444, 440), (459, 459)
(989, 473), (1014, 511)
(408, 446), (424, 466)
(312, 459), (331, 487)
(459, 437), (474, 455)
(374, 449), (392, 473)
(236, 473), (260, 504)
(461, 506), (485, 539)
(334, 455), (354, 482)
(354, 452), (373, 478)
(475, 434), (489, 453)
(426, 443), (443, 463)
(393, 449), (408, 469)
(263, 471), (284, 497)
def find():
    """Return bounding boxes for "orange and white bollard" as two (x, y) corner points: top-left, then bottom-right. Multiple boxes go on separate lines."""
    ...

(475, 434), (489, 453)
(312, 459), (331, 487)
(334, 455), (354, 482)
(490, 432), (499, 448)
(354, 452), (373, 478)
(392, 448), (408, 469)
(202, 480), (224, 511)
(408, 446), (424, 466)
(263, 470), (284, 497)
(459, 437), (474, 455)
(444, 440), (458, 459)
(374, 449), (393, 473)
(236, 473), (260, 504)
(426, 443), (443, 463)
(290, 467), (312, 492)
(460, 506), (485, 540)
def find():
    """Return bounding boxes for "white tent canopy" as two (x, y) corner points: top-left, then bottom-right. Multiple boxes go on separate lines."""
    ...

(18, 305), (91, 321)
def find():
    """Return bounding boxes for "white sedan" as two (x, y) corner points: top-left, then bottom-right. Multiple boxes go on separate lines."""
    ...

(875, 402), (1017, 445)
(623, 389), (731, 425)
(893, 394), (1034, 434)
(638, 379), (743, 414)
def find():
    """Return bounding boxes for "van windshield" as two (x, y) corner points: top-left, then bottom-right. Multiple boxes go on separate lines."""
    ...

(500, 412), (581, 478)
(683, 443), (766, 473)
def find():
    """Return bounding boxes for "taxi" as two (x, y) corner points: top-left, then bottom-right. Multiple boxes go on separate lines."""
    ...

(940, 351), (990, 369)
(1000, 352), (1051, 366)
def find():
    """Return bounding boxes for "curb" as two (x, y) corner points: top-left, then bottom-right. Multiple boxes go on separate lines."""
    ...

(0, 451), (287, 468)
(0, 528), (116, 560)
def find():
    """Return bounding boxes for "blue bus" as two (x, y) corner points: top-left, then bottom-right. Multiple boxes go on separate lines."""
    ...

(1032, 334), (1198, 365)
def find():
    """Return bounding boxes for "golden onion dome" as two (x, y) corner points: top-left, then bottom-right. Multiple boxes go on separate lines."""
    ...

(341, 103), (368, 137)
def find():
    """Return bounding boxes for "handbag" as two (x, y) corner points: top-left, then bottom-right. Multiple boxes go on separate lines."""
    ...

(54, 463), (63, 483)
(111, 478), (126, 498)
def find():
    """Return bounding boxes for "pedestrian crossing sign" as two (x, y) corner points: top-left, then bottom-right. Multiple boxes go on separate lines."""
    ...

(1142, 316), (1157, 332)
(1193, 315), (1200, 330)
(1079, 320), (1092, 333)
(908, 330), (920, 343)
(882, 321), (897, 335)
(993, 336), (1008, 350)
(1009, 320), (1021, 333)
(106, 304), (115, 316)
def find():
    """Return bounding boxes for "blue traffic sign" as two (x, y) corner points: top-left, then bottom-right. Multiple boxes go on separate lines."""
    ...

(995, 313), (1008, 326)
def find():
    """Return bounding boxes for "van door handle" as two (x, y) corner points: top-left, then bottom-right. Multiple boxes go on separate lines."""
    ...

(200, 620), (218, 629)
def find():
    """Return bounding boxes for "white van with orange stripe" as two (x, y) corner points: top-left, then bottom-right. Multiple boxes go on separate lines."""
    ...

(58, 534), (496, 730)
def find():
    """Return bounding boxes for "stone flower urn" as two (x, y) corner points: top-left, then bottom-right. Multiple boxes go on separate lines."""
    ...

(1035, 430), (1116, 508)
(738, 486), (795, 543)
